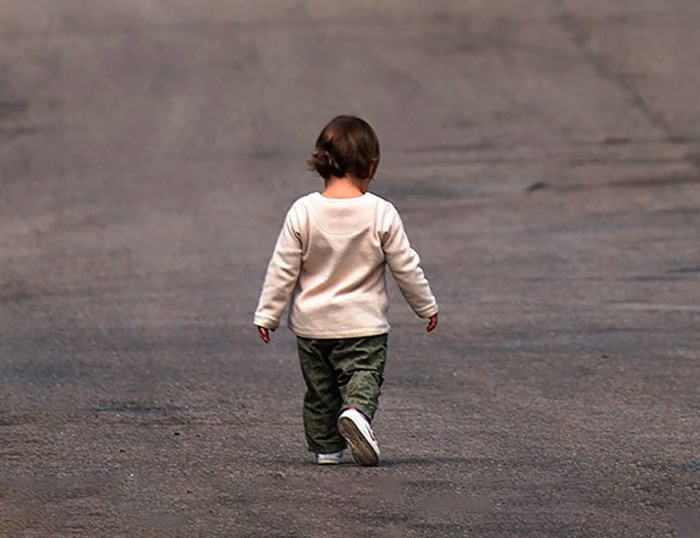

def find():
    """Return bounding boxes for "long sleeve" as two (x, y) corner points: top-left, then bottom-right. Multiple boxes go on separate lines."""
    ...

(381, 205), (438, 318)
(254, 192), (437, 338)
(254, 207), (303, 330)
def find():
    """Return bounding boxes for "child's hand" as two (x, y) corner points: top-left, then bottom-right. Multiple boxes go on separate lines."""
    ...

(426, 314), (438, 333)
(257, 326), (271, 344)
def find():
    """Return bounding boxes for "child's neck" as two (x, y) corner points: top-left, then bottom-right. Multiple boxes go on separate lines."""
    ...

(322, 175), (370, 199)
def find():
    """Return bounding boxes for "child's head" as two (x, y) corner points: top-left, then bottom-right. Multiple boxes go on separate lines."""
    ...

(307, 115), (380, 181)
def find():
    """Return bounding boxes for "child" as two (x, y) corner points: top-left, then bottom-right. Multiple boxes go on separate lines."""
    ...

(254, 115), (439, 466)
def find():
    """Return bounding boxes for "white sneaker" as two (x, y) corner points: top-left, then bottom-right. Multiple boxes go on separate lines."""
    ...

(315, 450), (344, 465)
(337, 408), (380, 466)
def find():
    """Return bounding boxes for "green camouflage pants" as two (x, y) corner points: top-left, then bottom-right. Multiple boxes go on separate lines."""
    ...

(296, 334), (388, 454)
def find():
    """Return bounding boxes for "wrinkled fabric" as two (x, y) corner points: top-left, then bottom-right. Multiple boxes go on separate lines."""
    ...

(254, 192), (438, 338)
(296, 334), (387, 453)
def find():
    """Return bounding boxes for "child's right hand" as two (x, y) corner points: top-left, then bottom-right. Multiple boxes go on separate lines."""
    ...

(257, 326), (271, 344)
(426, 314), (439, 333)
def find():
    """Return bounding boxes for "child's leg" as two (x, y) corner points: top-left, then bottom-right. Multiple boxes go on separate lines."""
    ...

(296, 337), (346, 453)
(333, 334), (388, 421)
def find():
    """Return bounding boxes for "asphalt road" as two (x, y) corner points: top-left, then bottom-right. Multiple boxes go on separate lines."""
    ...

(1, 1), (699, 537)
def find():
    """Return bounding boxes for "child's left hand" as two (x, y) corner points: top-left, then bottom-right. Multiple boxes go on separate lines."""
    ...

(257, 326), (271, 344)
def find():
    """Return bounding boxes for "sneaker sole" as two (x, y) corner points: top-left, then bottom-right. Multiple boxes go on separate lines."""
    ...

(316, 454), (343, 465)
(337, 417), (379, 466)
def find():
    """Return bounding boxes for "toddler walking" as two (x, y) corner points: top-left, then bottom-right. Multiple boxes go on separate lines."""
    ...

(254, 115), (439, 466)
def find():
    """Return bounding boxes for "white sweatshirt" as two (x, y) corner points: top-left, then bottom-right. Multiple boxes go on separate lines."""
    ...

(254, 192), (438, 339)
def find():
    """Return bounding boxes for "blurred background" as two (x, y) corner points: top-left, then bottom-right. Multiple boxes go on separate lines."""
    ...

(1, 2), (699, 537)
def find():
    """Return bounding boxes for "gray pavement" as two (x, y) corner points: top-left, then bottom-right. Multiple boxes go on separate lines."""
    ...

(1, 1), (699, 537)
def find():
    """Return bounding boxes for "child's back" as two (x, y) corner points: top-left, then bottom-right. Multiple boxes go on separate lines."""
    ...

(255, 191), (437, 339)
(254, 115), (438, 466)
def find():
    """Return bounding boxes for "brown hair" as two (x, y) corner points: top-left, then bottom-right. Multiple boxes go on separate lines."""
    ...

(307, 115), (380, 180)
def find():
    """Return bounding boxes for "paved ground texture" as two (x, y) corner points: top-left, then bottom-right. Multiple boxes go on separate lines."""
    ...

(1, 1), (700, 537)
